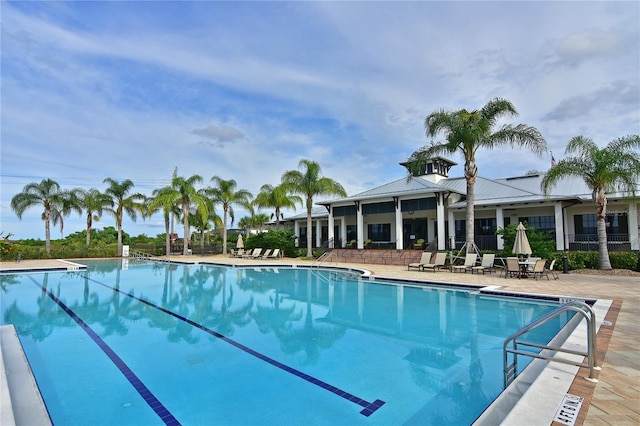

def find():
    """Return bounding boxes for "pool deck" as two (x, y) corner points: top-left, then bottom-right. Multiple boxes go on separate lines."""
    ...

(1, 256), (638, 425)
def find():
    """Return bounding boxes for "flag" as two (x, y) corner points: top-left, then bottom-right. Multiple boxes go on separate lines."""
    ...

(551, 152), (557, 167)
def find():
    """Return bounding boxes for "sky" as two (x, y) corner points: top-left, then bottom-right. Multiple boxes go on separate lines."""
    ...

(1, 1), (639, 240)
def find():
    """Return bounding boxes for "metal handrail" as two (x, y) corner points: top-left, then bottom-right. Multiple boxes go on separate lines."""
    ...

(503, 300), (600, 388)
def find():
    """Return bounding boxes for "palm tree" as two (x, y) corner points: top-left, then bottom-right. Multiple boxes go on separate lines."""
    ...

(149, 175), (209, 256)
(190, 195), (222, 254)
(103, 178), (144, 256)
(147, 187), (182, 256)
(281, 159), (347, 257)
(541, 135), (640, 269)
(10, 179), (77, 255)
(207, 177), (253, 255)
(254, 183), (302, 230)
(405, 98), (547, 253)
(80, 188), (113, 246)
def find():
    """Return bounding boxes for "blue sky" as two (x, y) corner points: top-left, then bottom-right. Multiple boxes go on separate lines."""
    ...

(2, 1), (639, 240)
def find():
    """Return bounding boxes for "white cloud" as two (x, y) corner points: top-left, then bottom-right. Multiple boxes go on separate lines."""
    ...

(1, 1), (638, 239)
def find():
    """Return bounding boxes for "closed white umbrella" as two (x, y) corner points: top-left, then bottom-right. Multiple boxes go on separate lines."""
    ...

(512, 222), (532, 257)
(236, 234), (244, 249)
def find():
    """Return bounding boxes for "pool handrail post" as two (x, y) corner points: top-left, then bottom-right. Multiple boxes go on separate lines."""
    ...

(503, 300), (599, 388)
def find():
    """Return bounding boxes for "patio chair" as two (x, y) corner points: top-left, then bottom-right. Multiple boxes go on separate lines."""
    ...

(503, 257), (521, 279)
(471, 253), (495, 274)
(408, 252), (432, 271)
(545, 259), (559, 280)
(422, 252), (447, 272)
(265, 248), (280, 259)
(242, 248), (262, 259)
(451, 253), (477, 273)
(260, 249), (272, 259)
(529, 259), (547, 280)
(233, 249), (245, 258)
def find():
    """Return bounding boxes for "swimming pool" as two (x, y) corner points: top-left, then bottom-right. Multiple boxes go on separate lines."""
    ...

(1, 259), (576, 425)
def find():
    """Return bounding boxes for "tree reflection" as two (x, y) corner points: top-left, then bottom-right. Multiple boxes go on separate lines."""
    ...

(275, 271), (345, 365)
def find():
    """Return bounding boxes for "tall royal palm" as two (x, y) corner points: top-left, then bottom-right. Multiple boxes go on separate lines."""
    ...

(207, 177), (253, 255)
(10, 178), (75, 255)
(103, 178), (144, 256)
(406, 98), (547, 252)
(149, 175), (209, 256)
(541, 135), (640, 270)
(254, 183), (302, 230)
(148, 186), (181, 256)
(281, 159), (347, 258)
(80, 188), (113, 246)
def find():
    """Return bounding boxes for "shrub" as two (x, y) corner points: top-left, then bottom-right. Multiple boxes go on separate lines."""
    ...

(495, 222), (555, 260)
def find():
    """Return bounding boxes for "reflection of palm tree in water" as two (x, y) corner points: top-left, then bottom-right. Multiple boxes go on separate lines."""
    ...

(275, 272), (345, 365)
(203, 270), (253, 337)
(100, 266), (138, 337)
(4, 273), (73, 341)
(252, 287), (302, 336)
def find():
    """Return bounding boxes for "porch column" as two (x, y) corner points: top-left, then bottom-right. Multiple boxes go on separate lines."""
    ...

(356, 203), (364, 249)
(328, 207), (335, 249)
(555, 203), (565, 251)
(395, 198), (403, 250)
(629, 203), (639, 251)
(447, 209), (455, 250)
(315, 219), (322, 248)
(340, 218), (347, 248)
(437, 193), (446, 250)
(495, 207), (504, 250)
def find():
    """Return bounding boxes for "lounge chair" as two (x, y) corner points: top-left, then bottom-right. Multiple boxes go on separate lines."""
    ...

(451, 253), (477, 273)
(242, 248), (262, 259)
(529, 259), (547, 280)
(503, 257), (521, 279)
(232, 249), (245, 258)
(265, 248), (280, 259)
(471, 253), (495, 274)
(422, 252), (447, 272)
(545, 259), (559, 280)
(260, 249), (272, 259)
(408, 252), (432, 271)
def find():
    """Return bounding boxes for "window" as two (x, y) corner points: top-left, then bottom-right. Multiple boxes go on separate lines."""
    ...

(346, 225), (357, 242)
(475, 218), (497, 236)
(363, 202), (395, 215)
(367, 224), (391, 241)
(575, 213), (628, 236)
(519, 216), (555, 233)
(574, 214), (597, 236)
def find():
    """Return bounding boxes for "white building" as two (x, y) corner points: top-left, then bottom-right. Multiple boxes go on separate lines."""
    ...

(284, 157), (640, 253)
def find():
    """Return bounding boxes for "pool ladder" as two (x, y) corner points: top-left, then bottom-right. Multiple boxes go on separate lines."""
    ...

(503, 300), (600, 388)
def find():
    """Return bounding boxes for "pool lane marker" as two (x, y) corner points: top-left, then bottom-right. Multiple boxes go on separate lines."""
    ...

(27, 276), (181, 426)
(86, 275), (386, 417)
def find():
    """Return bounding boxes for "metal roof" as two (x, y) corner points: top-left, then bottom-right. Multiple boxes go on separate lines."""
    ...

(319, 176), (463, 206)
(283, 170), (639, 220)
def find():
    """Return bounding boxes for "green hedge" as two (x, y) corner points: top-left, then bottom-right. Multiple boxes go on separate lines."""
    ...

(552, 251), (639, 271)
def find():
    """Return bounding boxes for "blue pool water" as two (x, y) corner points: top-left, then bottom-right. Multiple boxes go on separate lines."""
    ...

(0, 260), (573, 425)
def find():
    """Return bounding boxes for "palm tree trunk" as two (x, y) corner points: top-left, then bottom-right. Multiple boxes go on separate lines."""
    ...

(44, 210), (51, 255)
(306, 197), (313, 258)
(223, 208), (229, 255)
(465, 158), (478, 253)
(183, 203), (190, 256)
(164, 214), (171, 256)
(117, 221), (123, 257)
(86, 214), (92, 247)
(595, 190), (612, 269)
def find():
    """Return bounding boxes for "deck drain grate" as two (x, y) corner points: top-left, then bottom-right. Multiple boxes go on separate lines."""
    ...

(553, 394), (583, 425)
